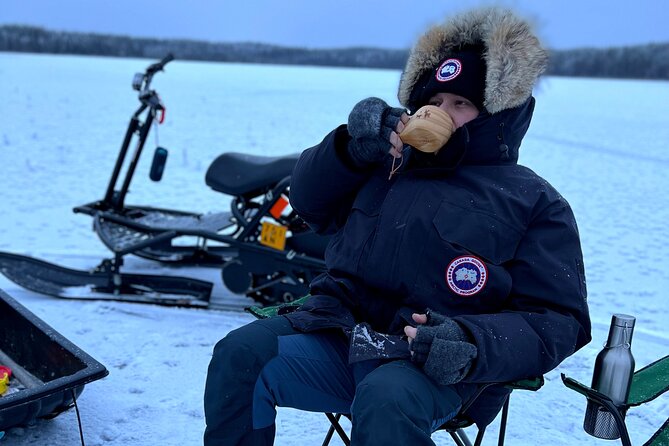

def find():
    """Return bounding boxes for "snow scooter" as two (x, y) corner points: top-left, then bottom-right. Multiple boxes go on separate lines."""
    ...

(0, 54), (329, 309)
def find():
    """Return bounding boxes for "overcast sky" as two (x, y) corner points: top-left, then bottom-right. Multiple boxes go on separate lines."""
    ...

(2, 0), (668, 50)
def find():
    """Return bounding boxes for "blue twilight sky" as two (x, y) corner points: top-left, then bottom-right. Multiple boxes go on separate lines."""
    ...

(2, 0), (668, 50)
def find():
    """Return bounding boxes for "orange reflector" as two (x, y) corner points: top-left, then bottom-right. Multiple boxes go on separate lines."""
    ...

(269, 195), (290, 219)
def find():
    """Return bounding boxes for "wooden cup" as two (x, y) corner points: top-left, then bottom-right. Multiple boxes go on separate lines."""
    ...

(399, 105), (455, 153)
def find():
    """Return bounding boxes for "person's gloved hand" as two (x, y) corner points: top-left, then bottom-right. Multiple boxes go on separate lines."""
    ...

(404, 310), (477, 385)
(347, 97), (408, 167)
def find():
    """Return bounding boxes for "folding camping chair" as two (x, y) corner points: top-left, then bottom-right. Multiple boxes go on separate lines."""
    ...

(247, 297), (544, 446)
(562, 354), (669, 446)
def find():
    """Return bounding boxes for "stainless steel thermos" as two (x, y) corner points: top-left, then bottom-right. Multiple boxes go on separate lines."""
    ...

(583, 314), (636, 439)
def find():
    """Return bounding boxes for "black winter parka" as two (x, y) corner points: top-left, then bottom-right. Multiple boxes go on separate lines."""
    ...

(286, 97), (591, 426)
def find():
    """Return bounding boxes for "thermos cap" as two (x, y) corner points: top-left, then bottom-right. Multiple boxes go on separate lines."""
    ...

(611, 314), (635, 328)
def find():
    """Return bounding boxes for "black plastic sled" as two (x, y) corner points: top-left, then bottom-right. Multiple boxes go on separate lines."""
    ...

(0, 288), (108, 431)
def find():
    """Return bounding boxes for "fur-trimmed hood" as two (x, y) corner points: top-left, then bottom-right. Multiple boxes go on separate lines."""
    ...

(398, 7), (548, 114)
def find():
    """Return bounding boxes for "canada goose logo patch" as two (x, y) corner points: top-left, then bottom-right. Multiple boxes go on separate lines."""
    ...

(436, 59), (462, 82)
(446, 256), (487, 296)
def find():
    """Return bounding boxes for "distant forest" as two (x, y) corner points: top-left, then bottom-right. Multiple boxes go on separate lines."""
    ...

(1, 25), (667, 80)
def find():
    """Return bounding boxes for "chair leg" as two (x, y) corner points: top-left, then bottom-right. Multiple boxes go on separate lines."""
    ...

(324, 413), (350, 446)
(449, 428), (474, 446)
(497, 395), (511, 446)
(322, 423), (336, 446)
(474, 425), (487, 446)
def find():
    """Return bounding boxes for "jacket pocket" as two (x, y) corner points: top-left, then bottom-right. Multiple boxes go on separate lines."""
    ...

(432, 199), (523, 265)
(410, 198), (521, 313)
(325, 180), (384, 274)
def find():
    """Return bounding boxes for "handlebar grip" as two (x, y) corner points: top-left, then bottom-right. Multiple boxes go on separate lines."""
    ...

(146, 53), (175, 74)
(159, 53), (175, 68)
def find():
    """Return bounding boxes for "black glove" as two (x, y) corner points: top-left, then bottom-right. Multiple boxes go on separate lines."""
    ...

(410, 310), (477, 385)
(347, 97), (405, 167)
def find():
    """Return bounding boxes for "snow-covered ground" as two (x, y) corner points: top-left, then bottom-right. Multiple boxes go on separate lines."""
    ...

(0, 53), (667, 445)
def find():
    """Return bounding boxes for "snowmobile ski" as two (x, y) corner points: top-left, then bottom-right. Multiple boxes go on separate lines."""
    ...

(0, 251), (213, 308)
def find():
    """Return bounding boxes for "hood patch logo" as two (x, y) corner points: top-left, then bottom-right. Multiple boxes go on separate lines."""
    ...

(446, 255), (487, 296)
(436, 59), (462, 82)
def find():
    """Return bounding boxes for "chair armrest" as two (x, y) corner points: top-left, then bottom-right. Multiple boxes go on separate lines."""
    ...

(561, 373), (617, 406)
(561, 373), (633, 446)
(505, 376), (544, 391)
(627, 354), (669, 407)
(246, 295), (310, 319)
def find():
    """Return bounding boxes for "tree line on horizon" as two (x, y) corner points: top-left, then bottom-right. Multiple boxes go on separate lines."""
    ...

(1, 25), (667, 80)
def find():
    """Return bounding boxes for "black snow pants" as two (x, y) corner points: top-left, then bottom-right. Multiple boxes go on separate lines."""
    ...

(203, 316), (464, 446)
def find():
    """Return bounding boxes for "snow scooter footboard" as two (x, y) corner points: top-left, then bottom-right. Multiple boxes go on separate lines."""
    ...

(0, 252), (213, 308)
(73, 203), (237, 265)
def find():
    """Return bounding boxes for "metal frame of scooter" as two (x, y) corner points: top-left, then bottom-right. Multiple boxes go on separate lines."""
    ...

(71, 54), (325, 301)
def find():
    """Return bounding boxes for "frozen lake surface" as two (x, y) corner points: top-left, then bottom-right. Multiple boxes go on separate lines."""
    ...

(0, 53), (667, 445)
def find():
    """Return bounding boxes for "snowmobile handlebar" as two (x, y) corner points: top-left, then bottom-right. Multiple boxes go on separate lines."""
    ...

(132, 53), (175, 93)
(147, 53), (175, 75)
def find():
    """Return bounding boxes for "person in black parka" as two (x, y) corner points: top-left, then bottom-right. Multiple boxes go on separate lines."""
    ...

(204, 7), (591, 446)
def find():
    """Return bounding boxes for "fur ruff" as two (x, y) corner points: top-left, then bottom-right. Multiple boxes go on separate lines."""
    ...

(398, 7), (548, 114)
